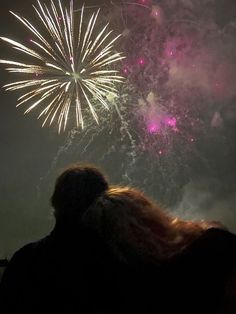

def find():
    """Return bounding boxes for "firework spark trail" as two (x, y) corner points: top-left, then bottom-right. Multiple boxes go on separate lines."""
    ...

(36, 127), (78, 199)
(0, 0), (125, 132)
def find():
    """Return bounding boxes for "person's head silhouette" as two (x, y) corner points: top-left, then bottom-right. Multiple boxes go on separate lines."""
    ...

(51, 164), (108, 228)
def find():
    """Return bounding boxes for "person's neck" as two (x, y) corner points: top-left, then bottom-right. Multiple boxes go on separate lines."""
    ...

(53, 218), (83, 239)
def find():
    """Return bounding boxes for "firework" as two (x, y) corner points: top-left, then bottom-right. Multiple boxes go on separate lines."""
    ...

(0, 0), (125, 132)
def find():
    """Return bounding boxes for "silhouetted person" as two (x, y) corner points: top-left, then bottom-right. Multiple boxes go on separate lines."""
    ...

(0, 260), (8, 284)
(83, 187), (236, 314)
(0, 164), (109, 314)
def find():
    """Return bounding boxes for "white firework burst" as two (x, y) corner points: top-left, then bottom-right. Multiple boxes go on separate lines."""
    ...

(0, 0), (125, 132)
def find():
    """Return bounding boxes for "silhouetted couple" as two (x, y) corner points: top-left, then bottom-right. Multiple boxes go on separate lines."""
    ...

(1, 164), (236, 313)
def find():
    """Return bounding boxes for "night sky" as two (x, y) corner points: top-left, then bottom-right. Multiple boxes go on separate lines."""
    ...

(0, 0), (236, 258)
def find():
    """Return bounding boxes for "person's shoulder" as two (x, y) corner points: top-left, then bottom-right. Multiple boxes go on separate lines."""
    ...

(180, 228), (236, 266)
(0, 240), (44, 285)
(188, 227), (236, 272)
(200, 227), (236, 252)
(204, 227), (236, 239)
(190, 227), (235, 254)
(10, 243), (36, 261)
(9, 236), (51, 265)
(205, 229), (236, 313)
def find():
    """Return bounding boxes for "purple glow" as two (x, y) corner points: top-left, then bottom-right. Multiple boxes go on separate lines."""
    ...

(164, 37), (193, 60)
(145, 112), (178, 135)
(123, 67), (129, 75)
(138, 57), (146, 65)
(147, 122), (160, 134)
(164, 44), (175, 58)
(151, 5), (163, 23)
(138, 0), (151, 5)
(165, 117), (177, 128)
(104, 0), (236, 159)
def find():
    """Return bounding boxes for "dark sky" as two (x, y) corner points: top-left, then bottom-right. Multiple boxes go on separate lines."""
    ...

(0, 0), (236, 258)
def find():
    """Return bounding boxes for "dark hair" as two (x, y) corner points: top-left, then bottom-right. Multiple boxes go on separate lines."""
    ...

(83, 187), (220, 264)
(51, 164), (109, 222)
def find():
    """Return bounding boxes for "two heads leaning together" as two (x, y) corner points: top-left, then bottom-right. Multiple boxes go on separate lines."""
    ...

(51, 164), (218, 265)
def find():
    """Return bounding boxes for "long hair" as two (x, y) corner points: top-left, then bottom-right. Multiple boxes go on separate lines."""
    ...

(83, 187), (220, 264)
